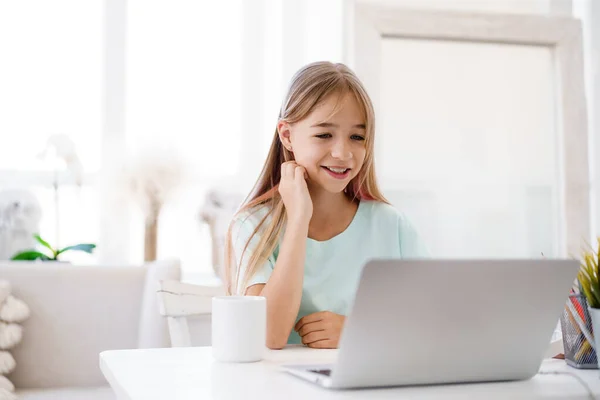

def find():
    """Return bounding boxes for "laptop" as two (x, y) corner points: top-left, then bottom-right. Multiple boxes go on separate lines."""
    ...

(281, 259), (579, 389)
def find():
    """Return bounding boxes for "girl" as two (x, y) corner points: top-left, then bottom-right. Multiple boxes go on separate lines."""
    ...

(224, 61), (428, 350)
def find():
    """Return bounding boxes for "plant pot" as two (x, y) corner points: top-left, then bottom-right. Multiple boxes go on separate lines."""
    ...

(588, 307), (600, 368)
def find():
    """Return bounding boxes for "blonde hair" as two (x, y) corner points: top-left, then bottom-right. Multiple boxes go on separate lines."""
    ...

(224, 61), (388, 295)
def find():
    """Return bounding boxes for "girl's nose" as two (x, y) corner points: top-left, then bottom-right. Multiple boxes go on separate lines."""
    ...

(331, 140), (353, 160)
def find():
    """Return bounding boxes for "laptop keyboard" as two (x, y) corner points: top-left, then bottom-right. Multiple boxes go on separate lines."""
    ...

(310, 369), (332, 376)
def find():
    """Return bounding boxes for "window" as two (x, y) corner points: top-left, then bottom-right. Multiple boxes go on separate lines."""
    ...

(0, 1), (103, 262)
(125, 0), (243, 276)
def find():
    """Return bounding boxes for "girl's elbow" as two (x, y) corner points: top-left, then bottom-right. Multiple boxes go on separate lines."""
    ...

(266, 333), (287, 350)
(267, 341), (285, 350)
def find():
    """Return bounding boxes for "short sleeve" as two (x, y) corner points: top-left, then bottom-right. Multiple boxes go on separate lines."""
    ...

(397, 214), (430, 258)
(231, 212), (275, 294)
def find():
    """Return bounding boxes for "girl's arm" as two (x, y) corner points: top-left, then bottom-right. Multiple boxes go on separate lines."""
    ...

(245, 161), (312, 349)
(246, 219), (308, 349)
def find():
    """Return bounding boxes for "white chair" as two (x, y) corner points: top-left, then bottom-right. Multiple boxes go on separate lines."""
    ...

(157, 280), (225, 347)
(197, 188), (244, 279)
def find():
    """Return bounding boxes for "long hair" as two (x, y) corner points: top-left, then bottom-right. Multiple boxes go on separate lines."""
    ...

(224, 61), (388, 295)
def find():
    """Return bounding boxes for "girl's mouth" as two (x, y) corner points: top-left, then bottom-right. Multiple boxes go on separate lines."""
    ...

(322, 166), (351, 179)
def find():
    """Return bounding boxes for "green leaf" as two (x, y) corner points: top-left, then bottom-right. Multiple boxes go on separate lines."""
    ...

(589, 278), (600, 308)
(583, 260), (594, 284)
(11, 251), (52, 261)
(595, 237), (600, 277)
(34, 234), (56, 255)
(56, 243), (96, 256)
(580, 275), (597, 308)
(585, 255), (597, 284)
(585, 253), (594, 271)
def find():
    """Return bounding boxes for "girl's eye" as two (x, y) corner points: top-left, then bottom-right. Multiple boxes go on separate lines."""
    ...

(316, 133), (332, 139)
(351, 135), (366, 141)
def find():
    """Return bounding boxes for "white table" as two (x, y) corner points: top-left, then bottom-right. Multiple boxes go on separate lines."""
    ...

(100, 346), (600, 400)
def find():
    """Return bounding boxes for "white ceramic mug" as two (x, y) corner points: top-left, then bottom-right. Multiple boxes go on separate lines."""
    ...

(212, 296), (266, 362)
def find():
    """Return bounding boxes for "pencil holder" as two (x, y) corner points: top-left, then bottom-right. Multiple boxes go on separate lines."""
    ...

(560, 294), (598, 369)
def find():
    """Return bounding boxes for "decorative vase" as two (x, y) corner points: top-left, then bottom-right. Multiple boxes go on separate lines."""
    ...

(144, 217), (158, 262)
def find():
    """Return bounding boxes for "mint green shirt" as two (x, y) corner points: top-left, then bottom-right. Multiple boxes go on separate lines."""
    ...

(231, 200), (429, 344)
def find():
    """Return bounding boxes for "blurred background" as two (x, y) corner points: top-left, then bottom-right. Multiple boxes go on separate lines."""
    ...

(0, 0), (598, 282)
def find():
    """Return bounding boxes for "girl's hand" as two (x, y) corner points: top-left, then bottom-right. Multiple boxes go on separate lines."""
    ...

(278, 161), (313, 225)
(294, 311), (346, 349)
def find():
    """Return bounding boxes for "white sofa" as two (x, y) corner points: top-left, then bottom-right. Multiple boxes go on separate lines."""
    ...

(0, 259), (181, 400)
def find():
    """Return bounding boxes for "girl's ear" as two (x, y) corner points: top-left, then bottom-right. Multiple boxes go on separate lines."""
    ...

(277, 120), (293, 152)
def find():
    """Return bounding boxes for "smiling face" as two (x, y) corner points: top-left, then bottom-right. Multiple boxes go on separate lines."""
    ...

(278, 91), (367, 195)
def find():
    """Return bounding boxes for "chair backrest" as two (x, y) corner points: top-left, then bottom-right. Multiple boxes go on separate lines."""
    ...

(1, 258), (180, 389)
(198, 188), (244, 279)
(157, 279), (225, 347)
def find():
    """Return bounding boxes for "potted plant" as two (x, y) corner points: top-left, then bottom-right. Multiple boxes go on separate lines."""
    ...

(11, 234), (96, 261)
(577, 237), (600, 362)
